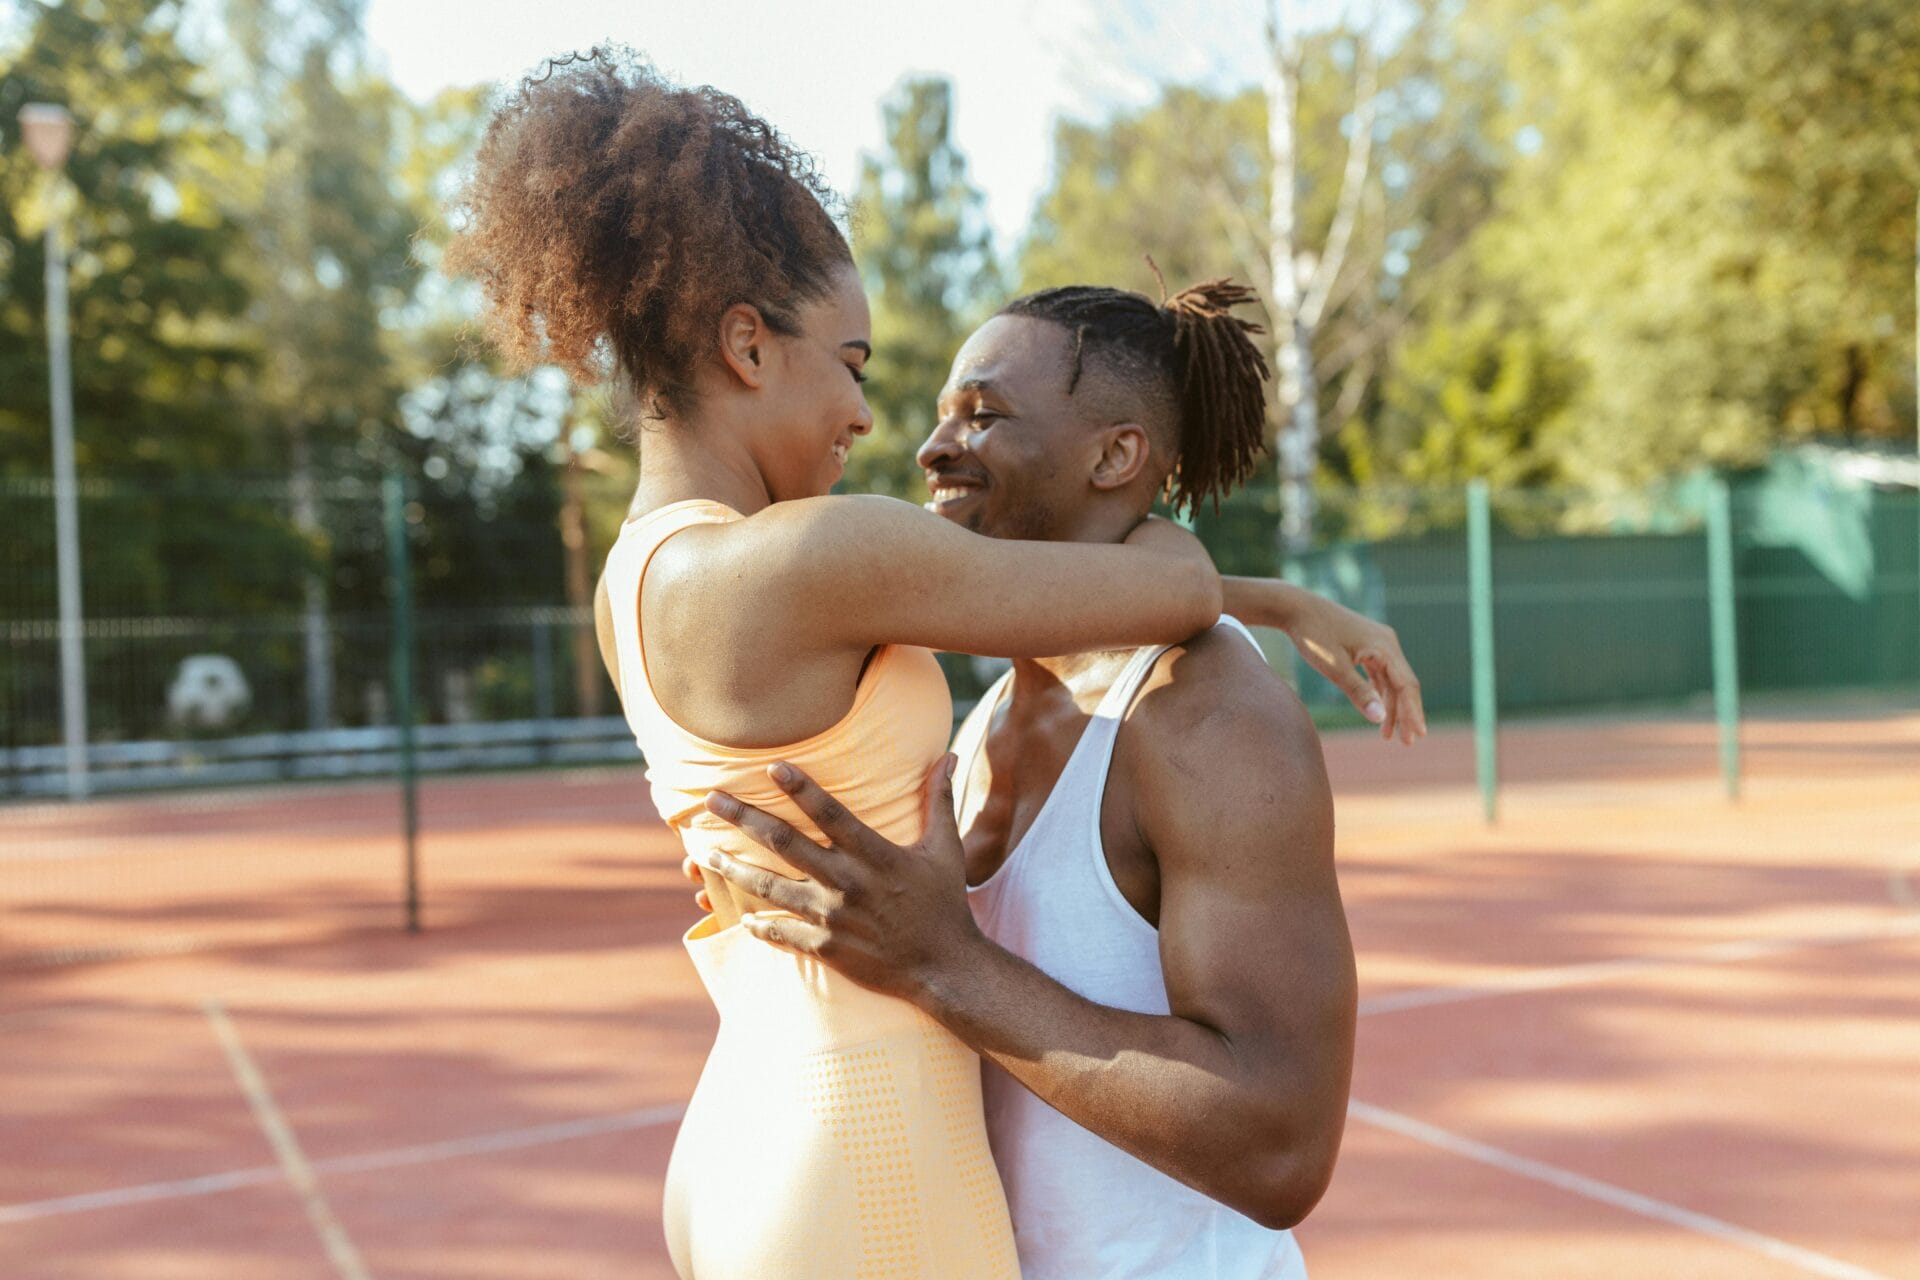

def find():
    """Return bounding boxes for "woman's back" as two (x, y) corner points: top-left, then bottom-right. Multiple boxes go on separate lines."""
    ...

(604, 499), (1019, 1280)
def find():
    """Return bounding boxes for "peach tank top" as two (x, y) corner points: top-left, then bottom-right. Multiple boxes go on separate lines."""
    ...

(603, 499), (1018, 1280)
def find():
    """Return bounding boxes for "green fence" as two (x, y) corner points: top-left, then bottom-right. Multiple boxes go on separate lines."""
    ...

(0, 471), (622, 798)
(3, 463), (1917, 801)
(1196, 474), (1920, 718)
(3, 458), (1915, 966)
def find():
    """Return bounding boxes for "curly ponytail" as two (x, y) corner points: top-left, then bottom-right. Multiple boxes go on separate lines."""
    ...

(998, 276), (1271, 514)
(443, 47), (853, 414)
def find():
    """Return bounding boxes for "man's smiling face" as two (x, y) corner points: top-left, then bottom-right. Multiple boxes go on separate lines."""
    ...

(917, 315), (1095, 542)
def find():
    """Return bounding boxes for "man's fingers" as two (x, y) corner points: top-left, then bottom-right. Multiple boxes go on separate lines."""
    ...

(768, 761), (892, 860)
(681, 855), (703, 886)
(703, 791), (838, 880)
(919, 754), (964, 859)
(700, 848), (828, 920)
(740, 911), (829, 957)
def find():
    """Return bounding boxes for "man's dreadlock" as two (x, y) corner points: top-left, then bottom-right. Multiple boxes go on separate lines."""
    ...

(997, 276), (1271, 514)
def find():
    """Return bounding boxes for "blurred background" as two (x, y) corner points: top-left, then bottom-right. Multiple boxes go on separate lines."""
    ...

(2, 0), (1916, 803)
(4, 5), (1919, 1278)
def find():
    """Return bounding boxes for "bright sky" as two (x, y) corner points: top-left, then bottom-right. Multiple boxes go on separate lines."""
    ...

(361, 0), (1324, 252)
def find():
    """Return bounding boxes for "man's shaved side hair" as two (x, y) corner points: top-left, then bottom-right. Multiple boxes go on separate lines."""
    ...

(998, 277), (1271, 514)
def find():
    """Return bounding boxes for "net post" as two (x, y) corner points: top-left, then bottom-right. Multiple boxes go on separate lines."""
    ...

(384, 470), (421, 932)
(1467, 480), (1498, 823)
(1706, 475), (1742, 801)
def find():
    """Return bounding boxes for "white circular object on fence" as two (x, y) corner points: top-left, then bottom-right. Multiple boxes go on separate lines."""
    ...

(168, 655), (253, 731)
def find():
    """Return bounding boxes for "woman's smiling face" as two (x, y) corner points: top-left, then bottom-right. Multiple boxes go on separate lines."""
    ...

(757, 263), (875, 501)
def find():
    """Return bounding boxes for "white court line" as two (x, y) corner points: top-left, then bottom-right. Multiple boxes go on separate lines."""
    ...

(1348, 1100), (1892, 1280)
(1358, 913), (1920, 1017)
(0, 1104), (686, 1225)
(203, 999), (372, 1280)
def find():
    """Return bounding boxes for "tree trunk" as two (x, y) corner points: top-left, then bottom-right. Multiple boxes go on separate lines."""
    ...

(1266, 0), (1320, 556)
(289, 423), (332, 730)
(559, 425), (603, 719)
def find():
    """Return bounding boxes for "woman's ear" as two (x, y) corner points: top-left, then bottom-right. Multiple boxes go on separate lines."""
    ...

(718, 303), (769, 389)
(1090, 423), (1152, 492)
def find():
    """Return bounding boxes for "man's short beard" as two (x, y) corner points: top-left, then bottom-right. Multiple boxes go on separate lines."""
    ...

(977, 497), (1060, 542)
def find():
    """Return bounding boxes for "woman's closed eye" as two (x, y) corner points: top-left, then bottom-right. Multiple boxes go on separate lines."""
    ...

(846, 363), (869, 384)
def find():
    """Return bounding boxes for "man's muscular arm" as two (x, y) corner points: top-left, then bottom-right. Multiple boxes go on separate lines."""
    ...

(921, 637), (1354, 1227)
(701, 636), (1356, 1229)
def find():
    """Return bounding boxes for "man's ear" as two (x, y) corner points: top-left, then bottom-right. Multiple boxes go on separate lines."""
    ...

(1090, 423), (1153, 492)
(717, 303), (769, 389)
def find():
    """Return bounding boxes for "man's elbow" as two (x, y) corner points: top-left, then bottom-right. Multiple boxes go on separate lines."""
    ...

(1238, 1145), (1339, 1232)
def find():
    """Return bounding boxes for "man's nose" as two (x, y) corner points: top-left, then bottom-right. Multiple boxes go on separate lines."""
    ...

(916, 417), (965, 469)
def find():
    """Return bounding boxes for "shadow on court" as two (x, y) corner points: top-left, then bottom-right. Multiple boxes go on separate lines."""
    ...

(2, 702), (1916, 1278)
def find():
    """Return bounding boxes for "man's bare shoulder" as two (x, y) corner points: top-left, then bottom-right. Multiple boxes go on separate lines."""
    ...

(1124, 624), (1322, 768)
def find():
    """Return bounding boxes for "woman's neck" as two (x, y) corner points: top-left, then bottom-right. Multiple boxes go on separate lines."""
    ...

(632, 413), (776, 519)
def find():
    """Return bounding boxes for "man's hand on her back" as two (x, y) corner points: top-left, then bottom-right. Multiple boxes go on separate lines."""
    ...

(679, 855), (712, 913)
(697, 756), (985, 1003)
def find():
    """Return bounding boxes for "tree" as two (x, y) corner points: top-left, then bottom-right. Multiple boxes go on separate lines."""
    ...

(1349, 290), (1580, 512)
(211, 0), (427, 726)
(847, 78), (1002, 499)
(1261, 1), (1381, 551)
(1474, 0), (1920, 490)
(1021, 85), (1271, 295)
(0, 0), (258, 479)
(1022, 1), (1509, 519)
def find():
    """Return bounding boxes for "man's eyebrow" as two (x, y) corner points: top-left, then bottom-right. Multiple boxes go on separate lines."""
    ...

(840, 340), (872, 357)
(937, 376), (998, 409)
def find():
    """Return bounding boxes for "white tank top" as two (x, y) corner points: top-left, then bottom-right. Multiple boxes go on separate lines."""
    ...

(954, 617), (1310, 1280)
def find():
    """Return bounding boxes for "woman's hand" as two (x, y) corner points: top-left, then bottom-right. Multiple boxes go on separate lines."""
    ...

(1223, 576), (1425, 744)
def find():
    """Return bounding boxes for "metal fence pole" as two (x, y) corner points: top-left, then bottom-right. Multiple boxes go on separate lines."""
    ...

(1706, 476), (1743, 801)
(384, 471), (421, 932)
(532, 614), (554, 722)
(45, 207), (88, 799)
(1467, 480), (1498, 823)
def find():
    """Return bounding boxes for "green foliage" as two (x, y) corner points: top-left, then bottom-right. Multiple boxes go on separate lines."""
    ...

(0, 0), (568, 667)
(218, 0), (424, 471)
(1353, 291), (1581, 499)
(1030, 0), (1919, 513)
(1474, 0), (1920, 490)
(1020, 7), (1514, 505)
(847, 78), (1003, 498)
(0, 0), (258, 477)
(1021, 84), (1271, 297)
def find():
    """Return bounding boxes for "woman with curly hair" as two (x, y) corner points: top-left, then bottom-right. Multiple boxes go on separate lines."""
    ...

(447, 48), (1401, 1278)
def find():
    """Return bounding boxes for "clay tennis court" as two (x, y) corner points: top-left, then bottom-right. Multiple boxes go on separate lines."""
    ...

(4, 700), (1916, 1279)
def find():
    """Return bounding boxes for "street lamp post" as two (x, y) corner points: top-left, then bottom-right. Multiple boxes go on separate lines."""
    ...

(20, 103), (87, 800)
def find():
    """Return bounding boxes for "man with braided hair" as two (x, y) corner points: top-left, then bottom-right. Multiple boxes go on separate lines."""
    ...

(702, 276), (1420, 1278)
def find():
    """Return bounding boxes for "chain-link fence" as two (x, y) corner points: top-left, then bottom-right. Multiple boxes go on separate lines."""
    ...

(3, 456), (1915, 965)
(1193, 467), (1920, 719)
(1, 471), (623, 799)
